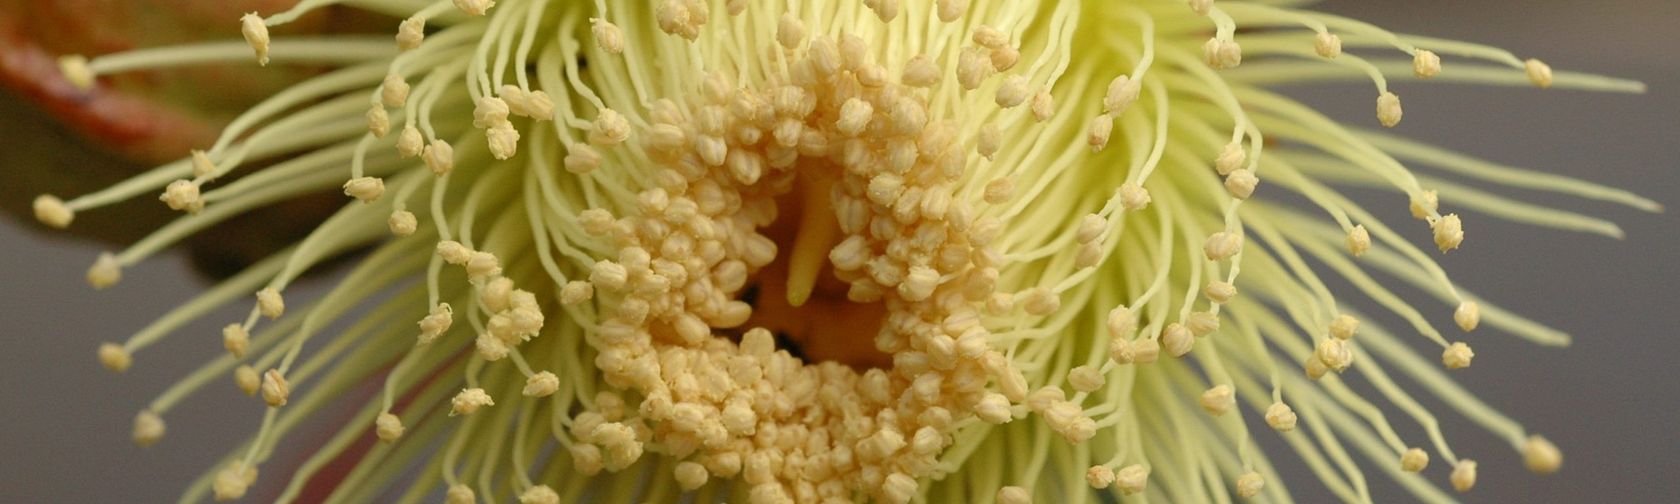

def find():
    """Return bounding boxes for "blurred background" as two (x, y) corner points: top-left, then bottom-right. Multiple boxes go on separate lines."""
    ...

(2, 1), (1676, 502)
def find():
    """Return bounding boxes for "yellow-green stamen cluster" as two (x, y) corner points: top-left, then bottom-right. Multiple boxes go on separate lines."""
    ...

(35, 1), (1657, 503)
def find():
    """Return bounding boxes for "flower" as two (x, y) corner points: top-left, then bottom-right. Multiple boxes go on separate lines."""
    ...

(34, 1), (1658, 503)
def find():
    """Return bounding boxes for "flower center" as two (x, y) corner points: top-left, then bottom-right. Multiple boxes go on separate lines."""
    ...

(740, 170), (891, 369)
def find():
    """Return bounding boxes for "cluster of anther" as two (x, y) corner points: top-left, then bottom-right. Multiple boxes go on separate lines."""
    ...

(434, 241), (547, 362)
(552, 9), (1056, 503)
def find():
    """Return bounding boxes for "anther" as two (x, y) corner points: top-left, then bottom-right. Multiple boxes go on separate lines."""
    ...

(1450, 460), (1478, 492)
(996, 486), (1030, 504)
(222, 324), (250, 358)
(1236, 473), (1264, 498)
(1115, 464), (1149, 495)
(423, 139), (455, 175)
(88, 252), (122, 289)
(396, 17), (425, 50)
(446, 485), (475, 504)
(381, 74), (410, 108)
(397, 127), (423, 158)
(58, 55), (95, 91)
(524, 371), (560, 397)
(591, 108), (631, 145)
(343, 177), (385, 203)
(1454, 301), (1480, 331)
(1401, 447), (1429, 472)
(1377, 92), (1403, 128)
(1410, 190), (1438, 220)
(212, 462), (258, 501)
(191, 150), (216, 178)
(1523, 435), (1562, 474)
(32, 195), (74, 229)
(1120, 183), (1151, 211)
(450, 388), (494, 416)
(257, 288), (284, 319)
(1203, 38), (1242, 69)
(1315, 32), (1342, 58)
(1215, 142), (1245, 176)
(98, 343), (131, 372)
(1103, 75), (1141, 115)
(1205, 281), (1237, 304)
(974, 25), (1008, 48)
(1203, 231), (1243, 261)
(1442, 341), (1475, 369)
(133, 410), (166, 447)
(388, 210), (417, 237)
(1525, 59), (1554, 89)
(1330, 314), (1359, 340)
(261, 369), (290, 407)
(1265, 402), (1297, 431)
(1162, 323), (1194, 357)
(996, 75), (1030, 108)
(521, 486), (559, 504)
(375, 412), (404, 442)
(1413, 50), (1442, 79)
(1087, 114), (1113, 152)
(1316, 338), (1353, 372)
(1225, 169), (1258, 199)
(1199, 385), (1234, 416)
(591, 18), (624, 54)
(1347, 225), (1372, 256)
(240, 13), (270, 66)
(453, 0), (494, 16)
(1432, 213), (1464, 252)
(235, 366), (260, 395)
(160, 180), (204, 213)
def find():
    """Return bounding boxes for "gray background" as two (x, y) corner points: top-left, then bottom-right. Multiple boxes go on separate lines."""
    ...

(2, 1), (1676, 502)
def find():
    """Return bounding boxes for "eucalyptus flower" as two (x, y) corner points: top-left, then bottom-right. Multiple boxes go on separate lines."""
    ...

(34, 0), (1656, 503)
